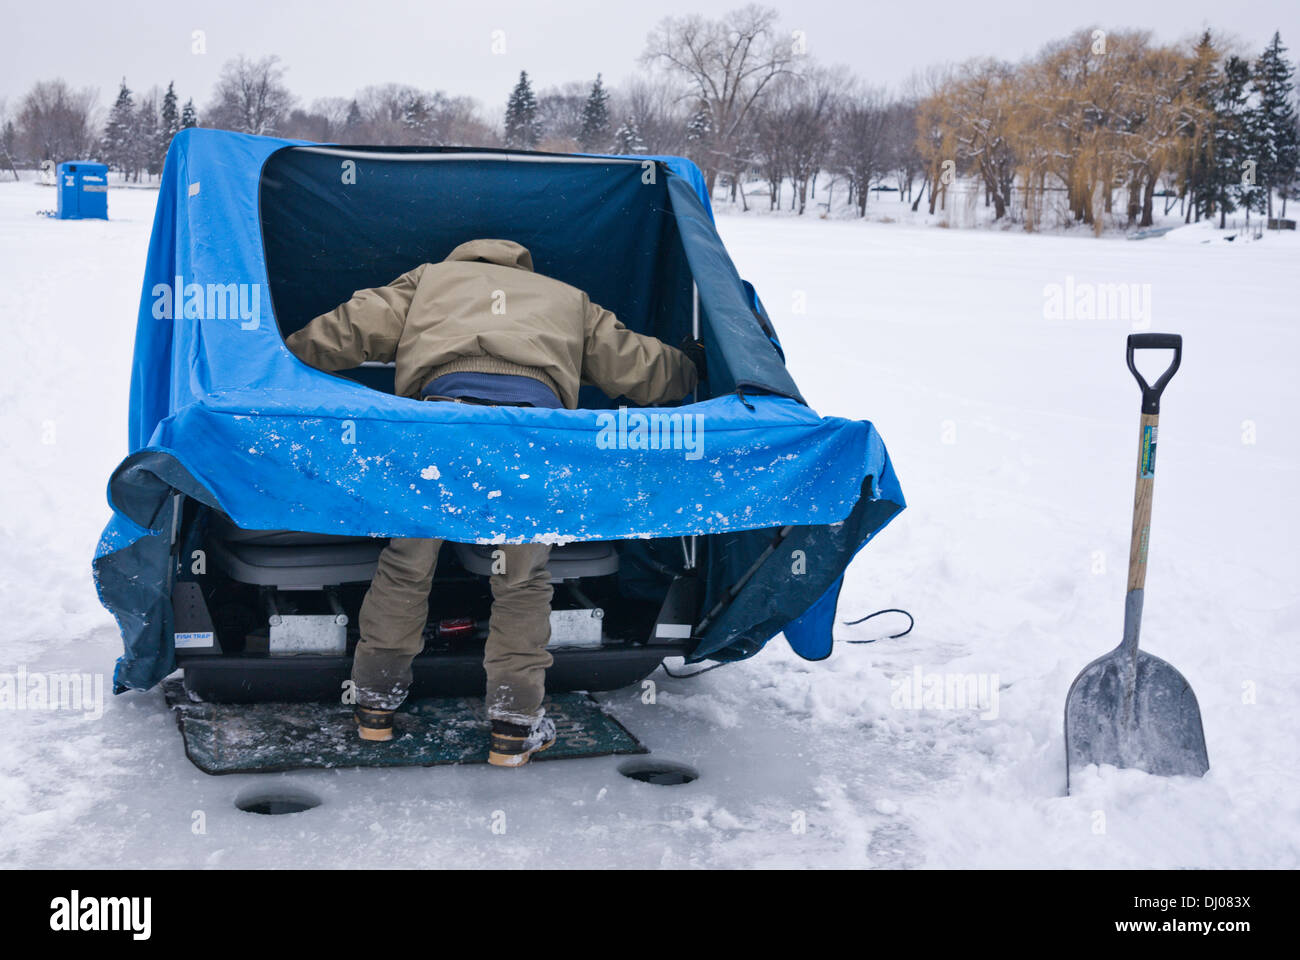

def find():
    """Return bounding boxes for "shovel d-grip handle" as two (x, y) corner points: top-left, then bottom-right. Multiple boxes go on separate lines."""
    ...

(1126, 333), (1182, 414)
(1125, 333), (1181, 593)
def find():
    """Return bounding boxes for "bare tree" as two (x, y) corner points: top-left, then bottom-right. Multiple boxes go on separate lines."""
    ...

(279, 108), (333, 142)
(0, 97), (12, 161)
(437, 97), (497, 146)
(278, 96), (352, 141)
(536, 80), (588, 148)
(271, 84), (494, 146)
(15, 79), (97, 163)
(312, 97), (353, 132)
(832, 85), (890, 217)
(752, 85), (792, 209)
(642, 3), (796, 195)
(785, 66), (849, 213)
(404, 90), (490, 145)
(612, 75), (689, 155)
(751, 66), (847, 213)
(348, 84), (418, 142)
(205, 55), (294, 136)
(885, 98), (923, 203)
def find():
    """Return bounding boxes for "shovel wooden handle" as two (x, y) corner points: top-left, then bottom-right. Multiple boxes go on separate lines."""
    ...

(1128, 412), (1158, 591)
(1125, 334), (1182, 592)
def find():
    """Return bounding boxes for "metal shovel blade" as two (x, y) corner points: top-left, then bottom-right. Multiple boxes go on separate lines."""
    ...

(1065, 646), (1209, 790)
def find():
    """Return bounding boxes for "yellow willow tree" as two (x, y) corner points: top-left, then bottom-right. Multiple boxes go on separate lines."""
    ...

(916, 27), (1198, 233)
(1086, 32), (1152, 228)
(1034, 29), (1143, 232)
(1114, 43), (1194, 227)
(914, 66), (956, 215)
(1005, 58), (1056, 231)
(1025, 32), (1094, 226)
(934, 58), (1019, 221)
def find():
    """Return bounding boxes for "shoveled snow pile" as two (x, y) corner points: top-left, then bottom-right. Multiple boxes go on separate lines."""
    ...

(0, 178), (1295, 868)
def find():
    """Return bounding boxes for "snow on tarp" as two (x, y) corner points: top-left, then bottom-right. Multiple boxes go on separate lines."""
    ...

(93, 129), (904, 693)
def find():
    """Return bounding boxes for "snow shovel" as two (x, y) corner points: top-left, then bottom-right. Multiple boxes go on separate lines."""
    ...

(1065, 333), (1208, 792)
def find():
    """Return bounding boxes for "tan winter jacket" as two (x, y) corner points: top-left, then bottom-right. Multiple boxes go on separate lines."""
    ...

(284, 238), (697, 409)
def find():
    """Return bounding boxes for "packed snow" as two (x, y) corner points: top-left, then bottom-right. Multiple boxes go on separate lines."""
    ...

(0, 176), (1296, 868)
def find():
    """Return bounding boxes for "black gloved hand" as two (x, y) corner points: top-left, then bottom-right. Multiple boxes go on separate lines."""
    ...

(678, 336), (707, 381)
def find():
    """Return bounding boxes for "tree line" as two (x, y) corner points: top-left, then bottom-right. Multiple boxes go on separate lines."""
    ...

(2, 5), (1295, 230)
(914, 28), (1299, 229)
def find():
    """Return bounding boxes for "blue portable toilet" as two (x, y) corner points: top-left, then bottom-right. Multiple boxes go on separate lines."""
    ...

(56, 162), (109, 220)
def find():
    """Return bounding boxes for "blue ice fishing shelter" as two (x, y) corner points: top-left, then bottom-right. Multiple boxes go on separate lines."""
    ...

(56, 161), (109, 219)
(93, 129), (905, 699)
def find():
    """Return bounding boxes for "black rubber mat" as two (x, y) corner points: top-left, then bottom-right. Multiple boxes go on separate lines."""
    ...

(163, 677), (646, 774)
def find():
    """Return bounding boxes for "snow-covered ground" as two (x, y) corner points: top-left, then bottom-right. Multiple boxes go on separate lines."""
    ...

(0, 178), (1296, 868)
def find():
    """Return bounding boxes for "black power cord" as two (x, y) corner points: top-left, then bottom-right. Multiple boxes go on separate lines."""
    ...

(842, 608), (914, 642)
(661, 607), (914, 678)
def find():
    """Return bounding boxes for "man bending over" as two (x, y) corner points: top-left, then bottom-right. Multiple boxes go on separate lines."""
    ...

(286, 238), (702, 765)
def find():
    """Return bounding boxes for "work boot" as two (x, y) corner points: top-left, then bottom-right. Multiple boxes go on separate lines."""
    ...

(487, 715), (557, 767)
(354, 705), (396, 742)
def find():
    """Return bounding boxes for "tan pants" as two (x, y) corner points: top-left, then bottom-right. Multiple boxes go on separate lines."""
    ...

(352, 538), (553, 721)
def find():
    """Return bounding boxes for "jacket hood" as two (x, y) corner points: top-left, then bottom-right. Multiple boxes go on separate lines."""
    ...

(443, 238), (534, 272)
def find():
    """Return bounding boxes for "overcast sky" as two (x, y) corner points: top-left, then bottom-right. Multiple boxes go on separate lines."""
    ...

(2, 0), (1297, 117)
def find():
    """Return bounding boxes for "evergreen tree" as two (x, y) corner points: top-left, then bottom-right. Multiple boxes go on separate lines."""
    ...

(158, 81), (180, 166)
(402, 92), (431, 142)
(1221, 55), (1264, 221)
(1227, 54), (1268, 221)
(686, 103), (711, 144)
(579, 73), (610, 151)
(1287, 108), (1300, 216)
(103, 78), (136, 179)
(344, 99), (362, 133)
(684, 101), (712, 169)
(135, 95), (157, 181)
(1180, 31), (1221, 221)
(1249, 32), (1298, 218)
(180, 98), (198, 129)
(612, 116), (645, 154)
(503, 71), (540, 148)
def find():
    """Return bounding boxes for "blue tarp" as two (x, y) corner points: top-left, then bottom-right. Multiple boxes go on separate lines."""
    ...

(94, 130), (904, 693)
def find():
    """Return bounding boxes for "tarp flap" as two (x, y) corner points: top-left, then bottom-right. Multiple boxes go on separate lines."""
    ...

(667, 175), (803, 402)
(95, 129), (905, 692)
(119, 393), (876, 541)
